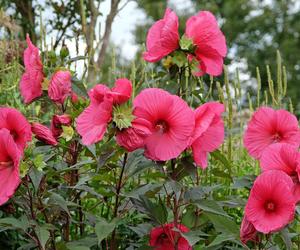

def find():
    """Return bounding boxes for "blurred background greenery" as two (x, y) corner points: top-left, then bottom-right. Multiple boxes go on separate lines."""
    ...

(1, 0), (299, 112)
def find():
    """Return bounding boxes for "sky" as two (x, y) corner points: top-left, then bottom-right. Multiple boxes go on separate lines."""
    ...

(56, 0), (194, 75)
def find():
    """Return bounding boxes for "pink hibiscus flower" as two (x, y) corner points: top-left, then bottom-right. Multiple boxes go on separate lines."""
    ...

(76, 79), (133, 145)
(260, 143), (300, 202)
(240, 216), (259, 245)
(0, 107), (32, 151)
(51, 114), (72, 139)
(109, 78), (133, 105)
(0, 128), (21, 205)
(133, 88), (194, 161)
(48, 70), (72, 104)
(190, 102), (225, 169)
(245, 170), (295, 234)
(116, 118), (152, 152)
(31, 123), (58, 146)
(149, 223), (192, 250)
(143, 8), (179, 62)
(244, 107), (300, 159)
(185, 11), (227, 76)
(76, 85), (113, 145)
(20, 34), (44, 104)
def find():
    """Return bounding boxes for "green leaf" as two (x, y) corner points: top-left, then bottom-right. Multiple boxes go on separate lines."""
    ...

(125, 150), (154, 178)
(72, 77), (88, 98)
(49, 192), (70, 216)
(180, 230), (208, 246)
(205, 213), (239, 237)
(35, 226), (50, 250)
(95, 218), (117, 244)
(33, 154), (46, 171)
(207, 233), (235, 248)
(279, 228), (293, 250)
(0, 216), (29, 231)
(125, 183), (162, 199)
(172, 51), (186, 68)
(131, 196), (168, 224)
(193, 199), (229, 217)
(211, 150), (232, 180)
(29, 167), (44, 190)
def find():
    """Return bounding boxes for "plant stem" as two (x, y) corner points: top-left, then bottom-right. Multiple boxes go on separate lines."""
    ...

(110, 152), (128, 250)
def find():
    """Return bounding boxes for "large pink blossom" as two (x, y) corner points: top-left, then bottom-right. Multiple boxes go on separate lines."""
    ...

(240, 216), (259, 245)
(244, 107), (300, 159)
(51, 114), (72, 139)
(109, 78), (133, 105)
(149, 223), (192, 250)
(133, 88), (194, 161)
(20, 34), (44, 103)
(185, 11), (227, 76)
(260, 143), (300, 202)
(0, 107), (32, 151)
(31, 123), (58, 146)
(190, 102), (225, 169)
(116, 118), (152, 152)
(48, 70), (72, 104)
(245, 170), (295, 234)
(143, 8), (179, 62)
(76, 79), (132, 145)
(0, 128), (21, 205)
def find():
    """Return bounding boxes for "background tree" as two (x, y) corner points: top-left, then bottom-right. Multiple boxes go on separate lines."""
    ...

(134, 0), (300, 110)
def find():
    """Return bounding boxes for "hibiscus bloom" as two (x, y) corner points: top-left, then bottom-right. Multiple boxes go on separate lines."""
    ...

(149, 223), (191, 250)
(116, 118), (152, 152)
(31, 123), (58, 146)
(109, 78), (133, 105)
(190, 102), (225, 169)
(185, 11), (227, 76)
(76, 79), (132, 145)
(0, 128), (21, 205)
(51, 114), (72, 139)
(244, 107), (300, 159)
(260, 143), (300, 202)
(48, 70), (72, 104)
(245, 170), (295, 234)
(20, 34), (44, 103)
(143, 8), (179, 62)
(133, 88), (194, 161)
(0, 107), (32, 151)
(240, 216), (259, 245)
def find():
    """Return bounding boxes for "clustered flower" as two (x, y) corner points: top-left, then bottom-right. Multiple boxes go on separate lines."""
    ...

(5, 7), (296, 250)
(0, 107), (31, 204)
(143, 8), (227, 76)
(241, 107), (300, 244)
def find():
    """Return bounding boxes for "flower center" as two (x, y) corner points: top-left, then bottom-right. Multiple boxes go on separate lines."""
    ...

(156, 233), (170, 245)
(10, 130), (18, 141)
(155, 120), (168, 133)
(265, 201), (276, 212)
(0, 161), (13, 170)
(272, 132), (282, 143)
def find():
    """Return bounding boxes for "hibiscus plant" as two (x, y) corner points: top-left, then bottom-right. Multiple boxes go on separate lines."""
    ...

(0, 8), (300, 250)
